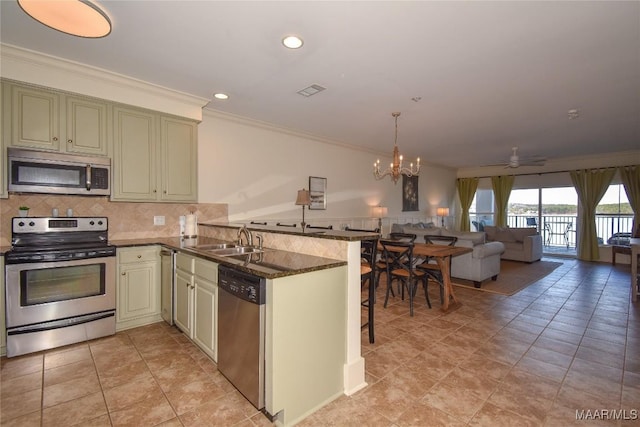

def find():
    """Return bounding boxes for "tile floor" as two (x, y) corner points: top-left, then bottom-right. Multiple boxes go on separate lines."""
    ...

(1, 257), (638, 426)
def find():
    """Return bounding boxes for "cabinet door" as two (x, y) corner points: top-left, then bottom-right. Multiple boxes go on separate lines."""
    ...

(175, 269), (193, 337)
(160, 116), (197, 201)
(11, 85), (60, 150)
(112, 106), (157, 200)
(193, 278), (216, 359)
(117, 261), (159, 323)
(65, 96), (108, 156)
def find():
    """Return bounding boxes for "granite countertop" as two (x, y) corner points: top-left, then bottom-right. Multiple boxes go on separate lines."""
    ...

(110, 236), (347, 279)
(198, 221), (380, 241)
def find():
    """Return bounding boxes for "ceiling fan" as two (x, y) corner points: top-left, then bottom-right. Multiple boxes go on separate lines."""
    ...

(491, 147), (546, 168)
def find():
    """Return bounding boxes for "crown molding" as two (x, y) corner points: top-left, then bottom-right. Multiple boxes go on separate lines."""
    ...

(0, 43), (209, 121)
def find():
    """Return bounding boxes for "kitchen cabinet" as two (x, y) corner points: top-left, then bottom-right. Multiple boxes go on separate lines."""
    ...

(3, 81), (109, 156)
(1, 82), (6, 198)
(112, 106), (197, 202)
(174, 252), (217, 360)
(116, 246), (161, 331)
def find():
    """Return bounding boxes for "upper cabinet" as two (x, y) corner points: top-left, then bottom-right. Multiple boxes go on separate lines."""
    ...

(4, 82), (109, 156)
(112, 106), (197, 202)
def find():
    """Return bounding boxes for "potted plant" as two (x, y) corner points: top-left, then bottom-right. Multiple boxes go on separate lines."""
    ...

(18, 206), (29, 217)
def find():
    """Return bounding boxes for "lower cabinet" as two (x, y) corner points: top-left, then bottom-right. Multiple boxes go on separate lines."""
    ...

(116, 246), (161, 331)
(175, 252), (218, 361)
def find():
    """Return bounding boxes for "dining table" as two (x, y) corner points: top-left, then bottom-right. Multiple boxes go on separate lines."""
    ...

(378, 241), (472, 313)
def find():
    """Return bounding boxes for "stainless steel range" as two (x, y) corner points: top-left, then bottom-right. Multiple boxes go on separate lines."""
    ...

(5, 217), (116, 357)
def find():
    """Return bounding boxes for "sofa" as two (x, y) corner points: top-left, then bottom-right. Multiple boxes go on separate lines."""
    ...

(484, 226), (543, 263)
(392, 223), (505, 288)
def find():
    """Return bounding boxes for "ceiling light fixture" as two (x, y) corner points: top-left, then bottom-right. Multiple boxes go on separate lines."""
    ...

(374, 112), (420, 184)
(18, 0), (112, 38)
(213, 93), (229, 100)
(282, 35), (303, 49)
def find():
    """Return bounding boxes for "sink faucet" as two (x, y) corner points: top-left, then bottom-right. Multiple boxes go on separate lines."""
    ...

(237, 225), (253, 247)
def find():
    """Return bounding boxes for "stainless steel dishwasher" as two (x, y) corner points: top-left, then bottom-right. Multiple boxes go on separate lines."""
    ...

(217, 265), (266, 410)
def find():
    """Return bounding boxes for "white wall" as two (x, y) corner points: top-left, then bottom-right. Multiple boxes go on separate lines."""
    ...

(198, 110), (457, 227)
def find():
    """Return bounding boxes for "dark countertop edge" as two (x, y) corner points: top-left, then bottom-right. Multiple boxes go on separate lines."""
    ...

(198, 222), (380, 241)
(108, 237), (347, 279)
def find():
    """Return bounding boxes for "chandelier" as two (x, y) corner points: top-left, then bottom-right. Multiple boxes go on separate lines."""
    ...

(373, 112), (420, 184)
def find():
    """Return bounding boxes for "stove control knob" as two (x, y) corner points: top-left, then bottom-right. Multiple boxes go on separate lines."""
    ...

(18, 221), (25, 227)
(89, 220), (95, 225)
(98, 220), (103, 226)
(29, 221), (35, 227)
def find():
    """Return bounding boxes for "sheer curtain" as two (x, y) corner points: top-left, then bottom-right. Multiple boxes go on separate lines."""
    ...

(619, 165), (640, 237)
(570, 168), (616, 261)
(491, 175), (514, 227)
(456, 178), (479, 232)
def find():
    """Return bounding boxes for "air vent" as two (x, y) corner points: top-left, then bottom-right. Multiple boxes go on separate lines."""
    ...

(297, 84), (326, 97)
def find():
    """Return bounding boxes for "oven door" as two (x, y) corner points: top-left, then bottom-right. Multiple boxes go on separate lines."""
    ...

(5, 256), (116, 328)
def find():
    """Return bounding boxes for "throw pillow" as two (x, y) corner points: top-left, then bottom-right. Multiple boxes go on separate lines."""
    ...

(495, 226), (517, 243)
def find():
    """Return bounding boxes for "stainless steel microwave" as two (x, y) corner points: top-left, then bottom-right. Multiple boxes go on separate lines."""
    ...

(8, 147), (111, 196)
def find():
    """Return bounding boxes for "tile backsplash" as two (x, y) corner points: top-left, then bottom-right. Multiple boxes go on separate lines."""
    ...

(0, 194), (228, 246)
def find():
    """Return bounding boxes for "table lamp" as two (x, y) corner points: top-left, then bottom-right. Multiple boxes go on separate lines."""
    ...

(372, 206), (388, 231)
(437, 207), (449, 228)
(295, 189), (311, 229)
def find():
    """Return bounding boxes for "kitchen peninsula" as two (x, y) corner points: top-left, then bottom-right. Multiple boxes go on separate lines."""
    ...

(113, 223), (376, 426)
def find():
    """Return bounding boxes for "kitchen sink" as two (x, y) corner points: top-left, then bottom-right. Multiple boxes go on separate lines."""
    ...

(205, 246), (263, 256)
(194, 243), (237, 250)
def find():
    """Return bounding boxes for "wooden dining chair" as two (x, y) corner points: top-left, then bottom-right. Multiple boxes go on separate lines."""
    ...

(417, 235), (457, 304)
(379, 238), (430, 316)
(359, 237), (378, 343)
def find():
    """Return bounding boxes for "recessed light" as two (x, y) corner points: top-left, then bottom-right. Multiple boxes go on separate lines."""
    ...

(282, 35), (303, 49)
(213, 93), (229, 100)
(18, 0), (112, 38)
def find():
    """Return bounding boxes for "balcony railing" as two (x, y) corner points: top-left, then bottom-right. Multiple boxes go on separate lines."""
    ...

(507, 214), (633, 248)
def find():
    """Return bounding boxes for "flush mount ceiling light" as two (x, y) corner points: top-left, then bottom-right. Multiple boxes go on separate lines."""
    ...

(568, 108), (580, 119)
(18, 0), (111, 38)
(213, 93), (229, 100)
(282, 35), (303, 49)
(374, 112), (420, 184)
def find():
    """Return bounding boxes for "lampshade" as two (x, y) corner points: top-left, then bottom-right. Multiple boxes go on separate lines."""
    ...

(372, 206), (388, 218)
(295, 189), (311, 206)
(18, 0), (112, 38)
(436, 207), (449, 217)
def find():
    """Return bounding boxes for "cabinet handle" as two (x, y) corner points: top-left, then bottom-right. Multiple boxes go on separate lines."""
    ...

(190, 285), (195, 289)
(53, 137), (58, 141)
(67, 139), (72, 144)
(186, 282), (190, 287)
(137, 255), (142, 258)
(153, 189), (157, 193)
(163, 190), (167, 194)
(121, 272), (126, 276)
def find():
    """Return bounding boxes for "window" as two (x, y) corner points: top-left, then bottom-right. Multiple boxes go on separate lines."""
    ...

(597, 184), (632, 245)
(469, 189), (494, 231)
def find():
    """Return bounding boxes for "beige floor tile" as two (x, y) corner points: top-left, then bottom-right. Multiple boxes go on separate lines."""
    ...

(97, 358), (152, 390)
(0, 410), (41, 427)
(103, 371), (163, 412)
(178, 392), (253, 427)
(42, 391), (107, 427)
(0, 353), (43, 381)
(0, 389), (41, 423)
(153, 358), (208, 393)
(43, 358), (96, 387)
(468, 401), (540, 427)
(43, 372), (102, 408)
(395, 400), (466, 427)
(43, 345), (92, 370)
(109, 394), (176, 427)
(164, 377), (228, 415)
(0, 371), (42, 398)
(421, 380), (486, 422)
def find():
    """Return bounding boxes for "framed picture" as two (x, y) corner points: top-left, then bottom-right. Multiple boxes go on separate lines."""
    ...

(309, 176), (327, 210)
(402, 175), (419, 212)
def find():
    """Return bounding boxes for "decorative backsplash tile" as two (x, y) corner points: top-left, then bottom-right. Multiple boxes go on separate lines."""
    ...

(0, 194), (227, 246)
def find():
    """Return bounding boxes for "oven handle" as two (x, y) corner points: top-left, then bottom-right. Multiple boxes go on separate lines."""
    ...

(7, 310), (115, 335)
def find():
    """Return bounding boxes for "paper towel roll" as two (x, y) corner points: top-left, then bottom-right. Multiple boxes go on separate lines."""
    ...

(185, 214), (197, 237)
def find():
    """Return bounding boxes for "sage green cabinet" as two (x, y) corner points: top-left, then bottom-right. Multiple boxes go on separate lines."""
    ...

(112, 107), (197, 202)
(174, 252), (217, 361)
(116, 246), (161, 331)
(4, 82), (108, 156)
